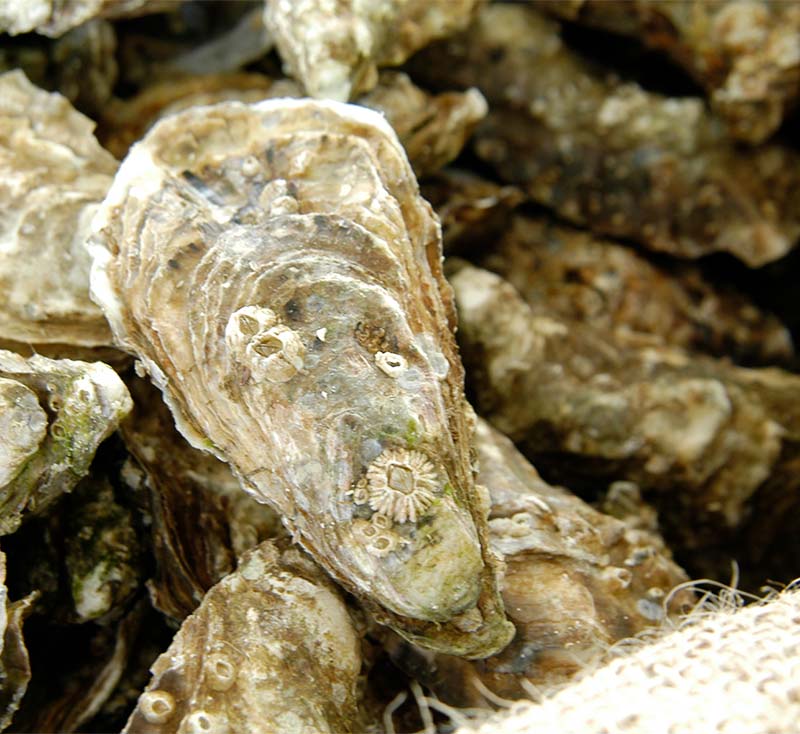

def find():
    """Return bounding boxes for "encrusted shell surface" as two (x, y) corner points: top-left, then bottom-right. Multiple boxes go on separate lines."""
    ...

(88, 98), (512, 657)
(538, 0), (800, 144)
(0, 0), (168, 37)
(0, 348), (132, 535)
(478, 214), (794, 365)
(386, 418), (691, 705)
(0, 70), (116, 349)
(264, 0), (481, 100)
(123, 542), (362, 734)
(449, 263), (800, 577)
(410, 4), (800, 267)
(121, 378), (282, 621)
(99, 70), (486, 178)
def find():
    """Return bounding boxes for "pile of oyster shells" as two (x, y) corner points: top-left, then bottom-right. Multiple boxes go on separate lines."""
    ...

(0, 1), (799, 732)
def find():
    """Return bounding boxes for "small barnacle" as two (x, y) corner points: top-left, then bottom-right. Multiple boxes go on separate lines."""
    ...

(371, 512), (392, 530)
(352, 519), (404, 557)
(139, 690), (175, 724)
(225, 305), (305, 383)
(369, 531), (404, 558)
(366, 448), (439, 524)
(204, 653), (237, 691)
(182, 710), (227, 734)
(346, 476), (369, 505)
(375, 351), (408, 377)
(352, 519), (379, 543)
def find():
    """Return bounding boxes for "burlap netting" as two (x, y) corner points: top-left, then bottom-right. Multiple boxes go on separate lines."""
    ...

(456, 586), (800, 734)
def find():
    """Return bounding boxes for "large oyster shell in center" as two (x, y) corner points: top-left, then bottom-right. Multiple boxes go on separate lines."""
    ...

(87, 98), (512, 657)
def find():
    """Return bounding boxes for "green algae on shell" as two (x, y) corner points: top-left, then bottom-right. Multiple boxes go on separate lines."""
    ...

(0, 349), (132, 535)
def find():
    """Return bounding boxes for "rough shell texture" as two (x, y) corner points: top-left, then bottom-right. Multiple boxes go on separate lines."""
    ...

(421, 170), (524, 255)
(0, 349), (132, 535)
(14, 601), (145, 733)
(456, 587), (800, 734)
(389, 418), (691, 705)
(538, 0), (800, 144)
(409, 4), (800, 266)
(0, 70), (116, 348)
(264, 0), (481, 100)
(123, 542), (362, 734)
(449, 264), (795, 558)
(121, 378), (282, 621)
(63, 474), (141, 623)
(0, 552), (35, 731)
(357, 71), (487, 177)
(478, 215), (793, 366)
(0, 0), (168, 37)
(88, 98), (512, 657)
(99, 70), (486, 178)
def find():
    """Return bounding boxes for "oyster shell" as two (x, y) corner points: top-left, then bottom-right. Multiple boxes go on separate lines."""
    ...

(99, 70), (485, 177)
(421, 170), (524, 255)
(457, 587), (800, 734)
(0, 0), (169, 37)
(123, 542), (362, 734)
(121, 378), (282, 621)
(63, 474), (141, 623)
(0, 349), (132, 535)
(538, 0), (800, 144)
(0, 70), (116, 350)
(388, 418), (691, 705)
(264, 0), (481, 100)
(87, 99), (512, 657)
(358, 72), (487, 177)
(0, 552), (35, 730)
(409, 4), (800, 266)
(478, 215), (793, 365)
(449, 263), (792, 557)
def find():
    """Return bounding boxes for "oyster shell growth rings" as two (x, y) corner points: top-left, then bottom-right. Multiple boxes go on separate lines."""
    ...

(87, 98), (512, 658)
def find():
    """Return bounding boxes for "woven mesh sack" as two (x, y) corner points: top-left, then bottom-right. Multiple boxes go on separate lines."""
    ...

(457, 587), (800, 734)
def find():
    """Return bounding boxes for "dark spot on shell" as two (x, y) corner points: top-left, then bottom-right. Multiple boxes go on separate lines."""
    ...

(168, 259), (180, 270)
(284, 298), (303, 322)
(265, 146), (275, 164)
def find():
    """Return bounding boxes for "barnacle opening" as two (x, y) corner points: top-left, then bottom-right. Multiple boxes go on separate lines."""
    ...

(365, 448), (440, 524)
(139, 690), (175, 724)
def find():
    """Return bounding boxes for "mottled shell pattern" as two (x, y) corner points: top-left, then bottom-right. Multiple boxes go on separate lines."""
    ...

(87, 98), (512, 657)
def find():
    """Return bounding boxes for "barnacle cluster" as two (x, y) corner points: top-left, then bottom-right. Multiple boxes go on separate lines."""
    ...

(1, 1), (800, 733)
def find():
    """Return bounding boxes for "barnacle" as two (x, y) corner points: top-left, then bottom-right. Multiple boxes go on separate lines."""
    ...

(386, 418), (692, 706)
(365, 448), (439, 524)
(87, 98), (513, 657)
(264, 0), (482, 101)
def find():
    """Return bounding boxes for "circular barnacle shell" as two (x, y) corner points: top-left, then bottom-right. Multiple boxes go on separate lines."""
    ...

(366, 448), (439, 524)
(205, 652), (237, 692)
(87, 98), (512, 658)
(375, 351), (408, 377)
(139, 690), (176, 725)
